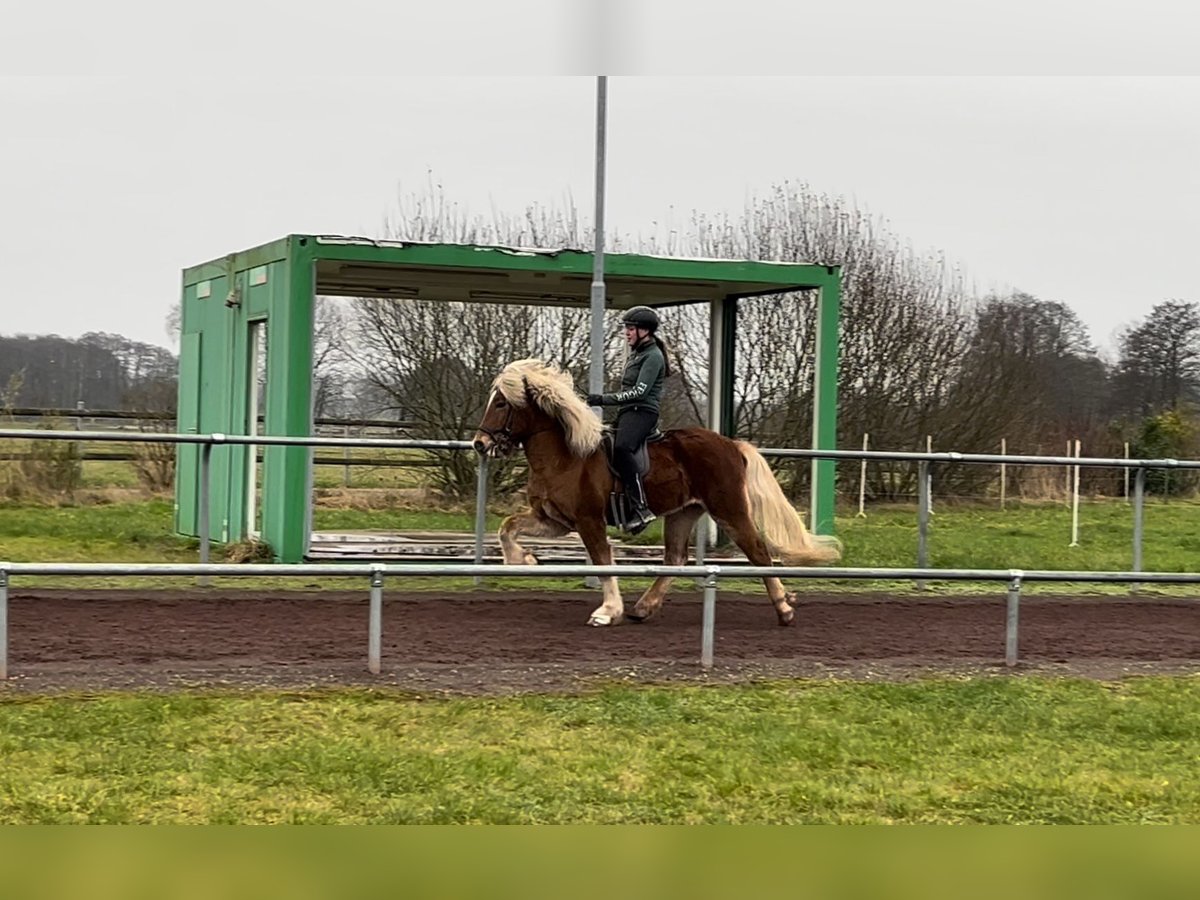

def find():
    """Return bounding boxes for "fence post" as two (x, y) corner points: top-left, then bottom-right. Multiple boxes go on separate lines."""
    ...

(1000, 437), (1007, 509)
(700, 567), (719, 669)
(0, 566), (8, 680)
(693, 515), (708, 587)
(925, 436), (934, 516)
(916, 460), (930, 590)
(343, 424), (351, 487)
(857, 433), (869, 517)
(1069, 439), (1081, 547)
(1132, 467), (1145, 590)
(1005, 571), (1023, 667)
(1123, 442), (1130, 501)
(199, 440), (213, 587)
(368, 565), (384, 674)
(473, 454), (489, 587)
(1065, 440), (1072, 500)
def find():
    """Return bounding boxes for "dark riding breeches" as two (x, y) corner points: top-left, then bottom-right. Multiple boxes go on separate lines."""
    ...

(612, 408), (658, 490)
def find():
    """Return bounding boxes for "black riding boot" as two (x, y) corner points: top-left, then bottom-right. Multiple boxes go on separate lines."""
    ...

(624, 474), (656, 535)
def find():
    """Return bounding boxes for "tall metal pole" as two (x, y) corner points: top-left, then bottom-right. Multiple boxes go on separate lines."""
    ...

(588, 76), (608, 404)
(584, 76), (609, 593)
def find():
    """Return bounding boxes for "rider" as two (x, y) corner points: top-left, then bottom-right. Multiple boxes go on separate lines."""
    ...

(586, 306), (671, 533)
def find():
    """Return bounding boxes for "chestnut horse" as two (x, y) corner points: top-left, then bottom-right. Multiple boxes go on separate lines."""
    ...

(472, 359), (841, 627)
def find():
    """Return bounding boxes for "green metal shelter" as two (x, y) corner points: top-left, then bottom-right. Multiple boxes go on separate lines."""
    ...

(176, 234), (841, 562)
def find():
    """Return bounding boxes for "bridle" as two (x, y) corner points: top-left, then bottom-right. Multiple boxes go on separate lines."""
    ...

(477, 378), (554, 456)
(477, 397), (517, 455)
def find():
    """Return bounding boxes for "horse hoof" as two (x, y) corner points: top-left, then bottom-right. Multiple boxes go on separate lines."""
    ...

(626, 606), (656, 623)
(587, 613), (621, 627)
(522, 553), (539, 565)
(777, 607), (795, 626)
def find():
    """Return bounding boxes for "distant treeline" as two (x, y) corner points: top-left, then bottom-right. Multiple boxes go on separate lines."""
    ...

(0, 333), (177, 411)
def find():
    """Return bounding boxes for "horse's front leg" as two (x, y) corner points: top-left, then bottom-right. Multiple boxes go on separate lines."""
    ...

(498, 510), (569, 565)
(577, 518), (623, 626)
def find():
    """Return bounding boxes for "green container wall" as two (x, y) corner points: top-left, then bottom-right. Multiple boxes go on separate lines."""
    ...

(175, 245), (310, 560)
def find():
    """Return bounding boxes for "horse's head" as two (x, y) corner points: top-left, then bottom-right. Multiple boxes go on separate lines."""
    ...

(473, 359), (604, 459)
(472, 386), (535, 458)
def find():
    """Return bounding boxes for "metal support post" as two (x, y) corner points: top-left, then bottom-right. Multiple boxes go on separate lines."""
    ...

(368, 566), (384, 675)
(585, 75), (608, 594)
(1132, 467), (1145, 591)
(693, 514), (708, 587)
(473, 454), (489, 586)
(199, 440), (213, 587)
(1005, 571), (1023, 667)
(0, 567), (8, 680)
(916, 460), (930, 590)
(587, 76), (608, 404)
(701, 568), (719, 669)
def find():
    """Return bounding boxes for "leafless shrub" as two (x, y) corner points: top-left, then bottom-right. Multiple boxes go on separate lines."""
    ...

(4, 420), (83, 502)
(129, 422), (176, 495)
(224, 539), (275, 563)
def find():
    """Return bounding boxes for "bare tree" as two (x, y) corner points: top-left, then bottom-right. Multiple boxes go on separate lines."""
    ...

(668, 183), (973, 500)
(955, 294), (1109, 437)
(310, 297), (354, 419)
(165, 301), (182, 348)
(1112, 299), (1200, 418)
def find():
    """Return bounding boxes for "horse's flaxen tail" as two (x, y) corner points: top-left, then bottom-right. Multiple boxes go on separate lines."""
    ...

(738, 442), (842, 565)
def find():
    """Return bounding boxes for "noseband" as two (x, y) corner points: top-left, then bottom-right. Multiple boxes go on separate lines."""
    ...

(479, 378), (558, 456)
(478, 400), (517, 454)
(478, 378), (533, 455)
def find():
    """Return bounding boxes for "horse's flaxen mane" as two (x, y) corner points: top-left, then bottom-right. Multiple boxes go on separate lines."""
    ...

(492, 359), (604, 457)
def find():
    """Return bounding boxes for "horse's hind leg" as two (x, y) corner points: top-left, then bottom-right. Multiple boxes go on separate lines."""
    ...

(628, 505), (704, 623)
(499, 510), (569, 565)
(715, 509), (797, 626)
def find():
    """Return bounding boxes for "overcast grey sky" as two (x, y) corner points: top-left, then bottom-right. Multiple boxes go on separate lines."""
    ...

(2, 5), (1198, 355)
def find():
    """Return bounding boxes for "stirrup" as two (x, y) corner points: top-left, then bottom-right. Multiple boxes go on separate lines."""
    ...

(623, 505), (656, 535)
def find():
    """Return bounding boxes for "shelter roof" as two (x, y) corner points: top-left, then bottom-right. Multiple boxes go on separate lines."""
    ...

(184, 234), (837, 308)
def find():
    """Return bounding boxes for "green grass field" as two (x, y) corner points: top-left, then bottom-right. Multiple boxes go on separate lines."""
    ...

(2, 678), (1198, 824)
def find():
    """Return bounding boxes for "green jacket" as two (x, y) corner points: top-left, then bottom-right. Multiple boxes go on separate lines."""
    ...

(599, 339), (666, 414)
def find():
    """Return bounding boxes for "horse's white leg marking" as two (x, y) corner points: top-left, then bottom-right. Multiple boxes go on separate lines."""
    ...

(588, 575), (624, 627)
(577, 519), (623, 626)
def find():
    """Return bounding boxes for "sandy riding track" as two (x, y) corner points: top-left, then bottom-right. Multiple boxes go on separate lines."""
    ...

(4, 589), (1200, 693)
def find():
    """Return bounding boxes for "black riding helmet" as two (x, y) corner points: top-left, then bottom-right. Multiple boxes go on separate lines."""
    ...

(621, 306), (659, 332)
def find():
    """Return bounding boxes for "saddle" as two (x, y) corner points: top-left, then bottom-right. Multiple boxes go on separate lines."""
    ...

(601, 428), (666, 530)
